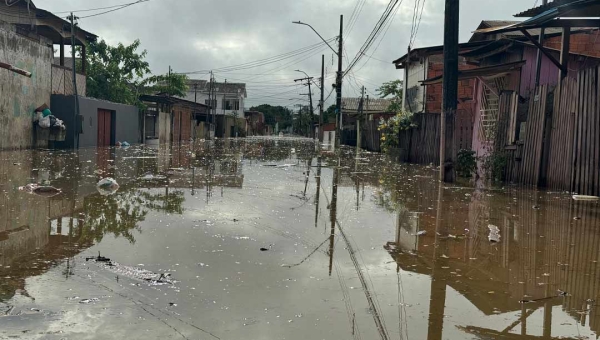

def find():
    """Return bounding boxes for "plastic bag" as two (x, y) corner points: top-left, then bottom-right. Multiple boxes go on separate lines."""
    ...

(488, 225), (500, 243)
(42, 108), (52, 117)
(97, 177), (119, 196)
(33, 112), (43, 122)
(39, 116), (50, 128)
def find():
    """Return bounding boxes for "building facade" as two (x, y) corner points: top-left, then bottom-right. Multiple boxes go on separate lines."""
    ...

(182, 80), (247, 117)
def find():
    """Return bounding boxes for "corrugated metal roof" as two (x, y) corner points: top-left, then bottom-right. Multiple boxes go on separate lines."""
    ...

(515, 0), (578, 17)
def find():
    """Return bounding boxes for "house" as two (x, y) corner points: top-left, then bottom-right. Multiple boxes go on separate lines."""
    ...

(244, 111), (266, 136)
(140, 94), (210, 145)
(183, 79), (247, 117)
(0, 0), (96, 149)
(393, 18), (600, 164)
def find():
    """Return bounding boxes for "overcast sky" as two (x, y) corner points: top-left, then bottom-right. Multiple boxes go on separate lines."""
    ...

(37, 0), (532, 109)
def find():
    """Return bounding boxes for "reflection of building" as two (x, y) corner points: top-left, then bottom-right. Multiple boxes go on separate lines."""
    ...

(384, 175), (600, 338)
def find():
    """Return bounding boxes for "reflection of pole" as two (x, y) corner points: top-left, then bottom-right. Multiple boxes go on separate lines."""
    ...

(315, 156), (322, 228)
(428, 183), (448, 340)
(303, 158), (312, 197)
(191, 166), (196, 196)
(328, 158), (339, 276)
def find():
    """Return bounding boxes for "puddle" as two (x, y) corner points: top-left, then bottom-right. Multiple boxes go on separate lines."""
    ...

(0, 139), (598, 339)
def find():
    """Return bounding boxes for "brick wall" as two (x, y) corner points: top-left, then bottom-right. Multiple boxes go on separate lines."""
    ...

(544, 30), (600, 57)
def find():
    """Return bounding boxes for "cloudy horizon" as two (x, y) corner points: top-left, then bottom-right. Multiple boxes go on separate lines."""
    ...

(36, 0), (531, 109)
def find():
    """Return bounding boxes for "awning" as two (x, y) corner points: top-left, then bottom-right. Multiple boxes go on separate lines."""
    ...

(420, 61), (526, 86)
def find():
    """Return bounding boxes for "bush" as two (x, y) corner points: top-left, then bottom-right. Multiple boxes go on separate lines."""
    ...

(378, 110), (416, 153)
(456, 149), (477, 178)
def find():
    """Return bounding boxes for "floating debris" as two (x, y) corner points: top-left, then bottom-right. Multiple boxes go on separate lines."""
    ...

(96, 178), (119, 196)
(488, 225), (501, 243)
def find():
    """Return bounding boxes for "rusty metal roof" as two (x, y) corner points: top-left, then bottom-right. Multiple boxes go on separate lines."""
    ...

(514, 0), (581, 17)
(420, 61), (526, 85)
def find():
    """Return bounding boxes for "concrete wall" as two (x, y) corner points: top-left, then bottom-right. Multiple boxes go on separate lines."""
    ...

(182, 91), (245, 116)
(0, 23), (53, 149)
(51, 95), (140, 148)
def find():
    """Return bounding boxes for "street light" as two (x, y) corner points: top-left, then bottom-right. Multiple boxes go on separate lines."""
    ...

(293, 16), (343, 148)
(292, 21), (338, 56)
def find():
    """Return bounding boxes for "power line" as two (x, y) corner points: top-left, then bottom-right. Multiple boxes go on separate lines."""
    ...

(344, 0), (400, 76)
(53, 0), (150, 14)
(77, 0), (149, 19)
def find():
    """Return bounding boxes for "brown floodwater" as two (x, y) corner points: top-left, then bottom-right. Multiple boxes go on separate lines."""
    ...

(0, 137), (598, 339)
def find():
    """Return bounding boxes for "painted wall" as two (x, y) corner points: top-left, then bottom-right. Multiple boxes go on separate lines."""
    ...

(0, 23), (52, 149)
(403, 58), (427, 113)
(50, 95), (140, 148)
(519, 45), (600, 97)
(182, 92), (245, 116)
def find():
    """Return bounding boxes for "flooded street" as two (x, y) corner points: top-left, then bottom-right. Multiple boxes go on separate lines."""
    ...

(0, 137), (599, 339)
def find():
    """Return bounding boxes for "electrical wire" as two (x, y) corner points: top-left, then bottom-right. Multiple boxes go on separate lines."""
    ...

(77, 0), (149, 19)
(53, 0), (150, 14)
(344, 0), (400, 76)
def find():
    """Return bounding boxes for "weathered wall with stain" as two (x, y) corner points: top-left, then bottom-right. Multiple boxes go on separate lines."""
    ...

(0, 23), (53, 149)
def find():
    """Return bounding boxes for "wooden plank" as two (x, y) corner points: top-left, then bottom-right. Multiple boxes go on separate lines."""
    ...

(595, 66), (600, 196)
(574, 70), (584, 193)
(583, 68), (591, 194)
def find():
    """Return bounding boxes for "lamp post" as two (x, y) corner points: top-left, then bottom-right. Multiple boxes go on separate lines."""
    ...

(293, 16), (343, 148)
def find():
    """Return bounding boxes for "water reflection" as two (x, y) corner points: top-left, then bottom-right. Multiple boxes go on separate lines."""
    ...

(382, 170), (600, 339)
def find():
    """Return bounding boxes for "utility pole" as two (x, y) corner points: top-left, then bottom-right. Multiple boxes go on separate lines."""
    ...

(69, 13), (81, 149)
(168, 65), (171, 97)
(295, 76), (315, 138)
(440, 0), (459, 183)
(357, 86), (364, 150)
(319, 54), (325, 143)
(335, 15), (343, 149)
(535, 0), (549, 86)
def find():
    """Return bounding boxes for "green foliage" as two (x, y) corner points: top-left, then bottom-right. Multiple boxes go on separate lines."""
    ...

(249, 104), (293, 130)
(292, 105), (314, 136)
(324, 104), (337, 124)
(81, 39), (188, 106)
(456, 149), (477, 178)
(377, 79), (403, 112)
(378, 110), (416, 153)
(481, 150), (508, 182)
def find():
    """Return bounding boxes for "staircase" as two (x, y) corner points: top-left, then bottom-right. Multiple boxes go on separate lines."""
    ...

(478, 77), (506, 144)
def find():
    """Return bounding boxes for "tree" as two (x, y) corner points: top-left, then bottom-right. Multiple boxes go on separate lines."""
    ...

(249, 104), (293, 130)
(324, 104), (336, 124)
(80, 39), (188, 106)
(376, 79), (403, 113)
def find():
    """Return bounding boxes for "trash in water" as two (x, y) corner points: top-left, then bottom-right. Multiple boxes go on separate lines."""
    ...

(19, 184), (62, 197)
(96, 178), (119, 196)
(79, 298), (100, 304)
(573, 195), (600, 201)
(413, 230), (426, 236)
(488, 225), (500, 243)
(260, 245), (273, 251)
(86, 251), (111, 263)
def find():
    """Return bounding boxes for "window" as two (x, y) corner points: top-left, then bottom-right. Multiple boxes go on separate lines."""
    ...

(224, 99), (240, 111)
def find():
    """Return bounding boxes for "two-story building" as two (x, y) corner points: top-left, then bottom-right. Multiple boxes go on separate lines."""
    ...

(182, 80), (247, 116)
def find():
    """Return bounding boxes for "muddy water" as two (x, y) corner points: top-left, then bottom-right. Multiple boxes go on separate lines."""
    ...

(0, 138), (598, 339)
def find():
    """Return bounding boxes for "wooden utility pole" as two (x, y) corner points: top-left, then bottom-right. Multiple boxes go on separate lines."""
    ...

(440, 0), (459, 182)
(69, 13), (81, 149)
(295, 76), (315, 138)
(335, 15), (343, 149)
(319, 54), (325, 143)
(357, 86), (364, 150)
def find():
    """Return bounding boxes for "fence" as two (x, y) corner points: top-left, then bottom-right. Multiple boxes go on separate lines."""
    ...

(496, 65), (600, 196)
(51, 64), (86, 96)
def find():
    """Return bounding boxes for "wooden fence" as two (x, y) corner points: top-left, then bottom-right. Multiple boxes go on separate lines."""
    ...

(496, 65), (600, 195)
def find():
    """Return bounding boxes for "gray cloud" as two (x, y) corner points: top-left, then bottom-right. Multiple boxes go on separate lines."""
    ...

(36, 0), (529, 108)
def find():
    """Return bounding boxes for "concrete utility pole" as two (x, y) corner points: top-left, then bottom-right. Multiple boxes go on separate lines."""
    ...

(335, 15), (343, 149)
(440, 0), (459, 183)
(319, 54), (325, 143)
(295, 73), (315, 138)
(69, 13), (81, 149)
